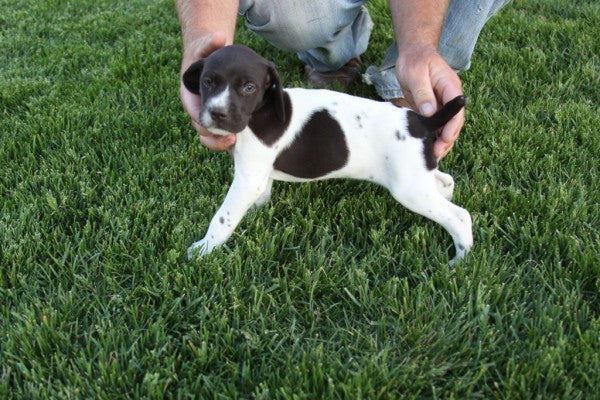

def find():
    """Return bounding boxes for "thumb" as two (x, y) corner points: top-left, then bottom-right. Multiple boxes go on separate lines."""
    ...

(411, 80), (437, 117)
(198, 31), (227, 58)
(185, 31), (228, 63)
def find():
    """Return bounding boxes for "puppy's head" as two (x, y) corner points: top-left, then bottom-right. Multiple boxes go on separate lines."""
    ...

(182, 45), (285, 135)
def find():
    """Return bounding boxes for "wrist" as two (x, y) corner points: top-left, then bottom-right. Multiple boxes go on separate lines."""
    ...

(397, 43), (438, 66)
(395, 29), (441, 53)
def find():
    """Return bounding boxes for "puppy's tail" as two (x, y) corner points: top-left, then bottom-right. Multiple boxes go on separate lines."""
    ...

(419, 95), (467, 131)
(406, 95), (467, 170)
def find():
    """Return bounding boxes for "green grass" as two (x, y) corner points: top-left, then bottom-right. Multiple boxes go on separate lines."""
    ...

(1, 0), (599, 398)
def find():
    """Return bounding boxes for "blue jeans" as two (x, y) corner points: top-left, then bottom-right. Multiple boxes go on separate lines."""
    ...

(239, 0), (511, 99)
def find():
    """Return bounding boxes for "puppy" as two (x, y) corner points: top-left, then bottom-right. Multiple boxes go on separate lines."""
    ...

(183, 45), (472, 265)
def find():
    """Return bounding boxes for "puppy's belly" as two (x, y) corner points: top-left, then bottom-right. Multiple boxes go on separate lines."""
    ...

(270, 136), (426, 186)
(270, 170), (319, 183)
(270, 156), (383, 184)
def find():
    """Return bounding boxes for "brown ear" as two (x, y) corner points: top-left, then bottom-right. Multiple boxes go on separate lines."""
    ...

(267, 62), (285, 122)
(182, 59), (205, 95)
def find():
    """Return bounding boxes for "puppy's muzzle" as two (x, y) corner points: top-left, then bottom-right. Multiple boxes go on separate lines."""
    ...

(200, 106), (245, 134)
(209, 108), (228, 122)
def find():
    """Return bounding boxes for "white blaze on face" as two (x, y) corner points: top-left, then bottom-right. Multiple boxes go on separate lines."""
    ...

(200, 85), (231, 135)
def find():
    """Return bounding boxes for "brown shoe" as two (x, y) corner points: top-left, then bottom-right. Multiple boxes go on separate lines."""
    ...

(390, 97), (413, 109)
(304, 57), (361, 89)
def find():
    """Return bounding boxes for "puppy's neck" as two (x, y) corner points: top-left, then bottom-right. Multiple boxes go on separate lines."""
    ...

(248, 91), (293, 147)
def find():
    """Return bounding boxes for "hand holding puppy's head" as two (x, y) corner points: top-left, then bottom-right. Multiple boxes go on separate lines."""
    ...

(182, 45), (285, 134)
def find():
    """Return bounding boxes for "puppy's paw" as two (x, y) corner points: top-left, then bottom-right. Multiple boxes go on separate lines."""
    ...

(448, 242), (472, 267)
(187, 238), (213, 260)
(448, 255), (462, 268)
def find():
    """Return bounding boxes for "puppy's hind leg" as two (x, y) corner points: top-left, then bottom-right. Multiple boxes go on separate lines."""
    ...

(434, 170), (455, 200)
(253, 178), (273, 208)
(389, 177), (472, 265)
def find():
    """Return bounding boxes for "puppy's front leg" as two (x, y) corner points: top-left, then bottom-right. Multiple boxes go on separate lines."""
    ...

(187, 175), (270, 259)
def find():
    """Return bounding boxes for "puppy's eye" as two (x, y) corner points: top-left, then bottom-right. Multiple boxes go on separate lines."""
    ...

(242, 82), (256, 94)
(202, 77), (214, 88)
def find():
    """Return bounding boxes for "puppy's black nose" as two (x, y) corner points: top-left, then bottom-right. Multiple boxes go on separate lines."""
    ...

(210, 109), (227, 121)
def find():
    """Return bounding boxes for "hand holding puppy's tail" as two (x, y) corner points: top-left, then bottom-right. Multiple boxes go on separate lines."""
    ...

(420, 96), (467, 131)
(405, 95), (467, 170)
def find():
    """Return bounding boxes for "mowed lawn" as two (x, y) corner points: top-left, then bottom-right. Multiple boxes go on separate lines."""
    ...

(1, 0), (599, 398)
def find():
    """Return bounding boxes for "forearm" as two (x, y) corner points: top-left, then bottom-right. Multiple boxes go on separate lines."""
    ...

(388, 0), (449, 50)
(388, 0), (463, 159)
(176, 0), (239, 59)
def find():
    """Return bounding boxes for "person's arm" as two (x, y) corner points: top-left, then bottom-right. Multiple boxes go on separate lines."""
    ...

(176, 0), (239, 151)
(389, 0), (464, 159)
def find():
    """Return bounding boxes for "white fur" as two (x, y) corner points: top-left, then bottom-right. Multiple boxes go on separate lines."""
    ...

(188, 88), (473, 265)
(200, 85), (230, 136)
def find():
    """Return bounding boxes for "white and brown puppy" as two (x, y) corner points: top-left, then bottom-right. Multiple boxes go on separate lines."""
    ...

(183, 45), (472, 265)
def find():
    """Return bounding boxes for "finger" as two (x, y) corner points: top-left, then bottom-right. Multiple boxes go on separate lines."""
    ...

(191, 119), (222, 139)
(413, 85), (437, 116)
(401, 72), (436, 116)
(192, 120), (236, 151)
(199, 133), (236, 152)
(432, 72), (463, 107)
(180, 84), (203, 117)
(404, 63), (437, 116)
(434, 109), (464, 159)
(437, 142), (454, 160)
(190, 118), (204, 133)
(433, 118), (461, 159)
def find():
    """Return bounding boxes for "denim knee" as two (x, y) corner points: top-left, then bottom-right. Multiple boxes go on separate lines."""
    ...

(239, 0), (372, 69)
(440, 0), (512, 70)
(239, 0), (368, 55)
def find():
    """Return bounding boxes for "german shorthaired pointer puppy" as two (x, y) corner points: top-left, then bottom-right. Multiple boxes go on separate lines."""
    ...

(183, 45), (472, 265)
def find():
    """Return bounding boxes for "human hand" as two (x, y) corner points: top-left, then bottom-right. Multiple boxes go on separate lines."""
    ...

(396, 45), (464, 159)
(180, 31), (236, 152)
